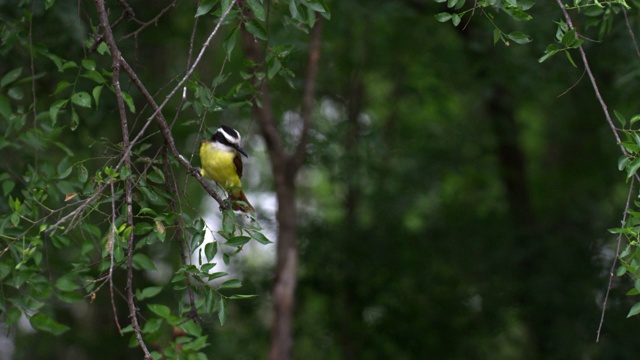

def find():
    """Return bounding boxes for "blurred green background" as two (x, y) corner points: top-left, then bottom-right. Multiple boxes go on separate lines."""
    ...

(1, 0), (640, 359)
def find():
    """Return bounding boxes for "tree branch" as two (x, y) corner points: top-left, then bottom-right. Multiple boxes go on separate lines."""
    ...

(240, 27), (287, 165)
(290, 18), (324, 173)
(94, 0), (151, 357)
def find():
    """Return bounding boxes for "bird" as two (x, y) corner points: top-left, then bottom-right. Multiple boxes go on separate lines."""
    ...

(199, 125), (255, 213)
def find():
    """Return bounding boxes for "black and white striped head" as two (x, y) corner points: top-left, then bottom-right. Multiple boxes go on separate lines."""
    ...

(211, 125), (248, 157)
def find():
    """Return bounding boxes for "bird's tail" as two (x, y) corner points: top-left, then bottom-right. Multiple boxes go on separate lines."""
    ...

(230, 189), (255, 213)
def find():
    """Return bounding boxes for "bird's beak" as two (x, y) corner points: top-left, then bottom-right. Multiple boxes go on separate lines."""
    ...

(235, 144), (248, 158)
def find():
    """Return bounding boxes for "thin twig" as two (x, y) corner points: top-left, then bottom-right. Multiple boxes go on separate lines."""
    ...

(109, 182), (123, 335)
(555, 0), (625, 153)
(597, 177), (634, 342)
(94, 0), (151, 357)
(144, 0), (238, 132)
(28, 0), (38, 175)
(622, 8), (640, 59)
(162, 147), (200, 323)
(557, 69), (586, 98)
(120, 0), (177, 40)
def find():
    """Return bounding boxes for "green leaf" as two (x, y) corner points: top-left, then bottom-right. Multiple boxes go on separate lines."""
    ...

(447, 0), (458, 8)
(218, 297), (226, 325)
(451, 13), (461, 26)
(435, 12), (452, 23)
(245, 19), (268, 40)
(519, 0), (535, 10)
(505, 8), (532, 21)
(627, 302), (640, 318)
(246, 0), (266, 21)
(229, 294), (258, 299)
(71, 91), (92, 108)
(2, 180), (15, 196)
(6, 307), (21, 325)
(7, 86), (22, 100)
(196, 0), (217, 17)
(631, 114), (640, 126)
(29, 312), (70, 335)
(142, 317), (163, 334)
(148, 304), (171, 318)
(627, 158), (640, 179)
(136, 286), (163, 300)
(183, 335), (209, 352)
(204, 242), (217, 262)
(618, 156), (630, 171)
(179, 319), (202, 337)
(615, 110), (627, 127)
(122, 91), (136, 113)
(55, 276), (80, 291)
(97, 42), (109, 55)
(1, 67), (22, 88)
(82, 69), (106, 84)
(57, 156), (73, 179)
(81, 59), (96, 70)
(70, 107), (80, 131)
(222, 28), (239, 57)
(132, 253), (157, 271)
(147, 166), (166, 184)
(57, 291), (83, 303)
(268, 58), (282, 80)
(53, 81), (72, 95)
(225, 236), (251, 247)
(564, 51), (577, 68)
(49, 99), (67, 125)
(249, 230), (272, 244)
(208, 271), (228, 280)
(507, 31), (532, 44)
(0, 95), (11, 120)
(77, 165), (88, 183)
(192, 231), (206, 249)
(304, 0), (326, 12)
(45, 0), (56, 10)
(219, 279), (242, 289)
(92, 85), (103, 108)
(561, 29), (577, 47)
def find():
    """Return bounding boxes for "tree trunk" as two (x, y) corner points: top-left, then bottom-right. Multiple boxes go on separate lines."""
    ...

(269, 172), (298, 360)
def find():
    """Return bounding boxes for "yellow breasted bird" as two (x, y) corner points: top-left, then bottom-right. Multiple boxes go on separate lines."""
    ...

(199, 125), (255, 213)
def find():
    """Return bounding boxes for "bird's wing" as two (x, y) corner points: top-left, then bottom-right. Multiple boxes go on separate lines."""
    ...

(233, 152), (243, 179)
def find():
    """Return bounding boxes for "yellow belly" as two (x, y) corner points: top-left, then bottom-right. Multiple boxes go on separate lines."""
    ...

(199, 141), (242, 190)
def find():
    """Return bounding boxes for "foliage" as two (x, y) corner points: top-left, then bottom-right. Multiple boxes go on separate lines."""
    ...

(0, 0), (330, 358)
